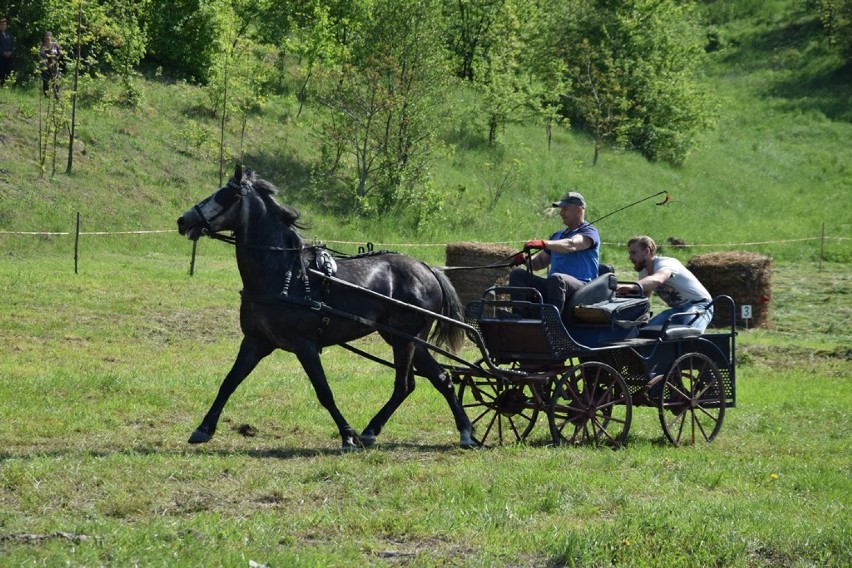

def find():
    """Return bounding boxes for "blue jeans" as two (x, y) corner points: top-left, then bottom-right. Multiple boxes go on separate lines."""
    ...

(649, 301), (713, 332)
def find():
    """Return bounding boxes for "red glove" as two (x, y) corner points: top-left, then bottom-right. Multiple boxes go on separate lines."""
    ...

(511, 252), (526, 266)
(524, 239), (547, 251)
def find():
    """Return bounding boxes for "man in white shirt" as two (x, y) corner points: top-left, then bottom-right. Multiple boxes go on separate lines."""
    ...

(617, 235), (713, 332)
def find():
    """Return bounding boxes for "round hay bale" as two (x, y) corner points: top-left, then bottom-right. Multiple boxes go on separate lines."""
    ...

(686, 251), (772, 328)
(446, 242), (518, 306)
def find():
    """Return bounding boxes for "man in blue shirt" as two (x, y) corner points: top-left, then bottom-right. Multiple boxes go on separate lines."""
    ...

(509, 191), (600, 315)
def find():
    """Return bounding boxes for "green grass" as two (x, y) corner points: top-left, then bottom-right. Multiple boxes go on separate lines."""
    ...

(0, 251), (849, 566)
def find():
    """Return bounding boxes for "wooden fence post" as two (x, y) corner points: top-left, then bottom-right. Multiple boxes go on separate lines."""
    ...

(190, 240), (198, 276)
(74, 212), (81, 274)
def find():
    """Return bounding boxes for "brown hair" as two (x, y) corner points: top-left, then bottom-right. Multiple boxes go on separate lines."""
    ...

(627, 235), (657, 256)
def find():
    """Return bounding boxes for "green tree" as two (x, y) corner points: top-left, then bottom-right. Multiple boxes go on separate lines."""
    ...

(814, 0), (852, 59)
(35, 0), (79, 177)
(205, 2), (275, 183)
(65, 0), (149, 173)
(515, 0), (570, 150)
(315, 0), (453, 219)
(471, 0), (528, 145)
(102, 0), (149, 106)
(443, 0), (505, 82)
(145, 0), (223, 83)
(446, 0), (570, 147)
(275, 0), (367, 116)
(552, 0), (716, 165)
(565, 38), (634, 165)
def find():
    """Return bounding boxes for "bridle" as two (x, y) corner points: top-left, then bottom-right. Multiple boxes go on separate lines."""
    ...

(194, 178), (304, 252)
(192, 179), (246, 244)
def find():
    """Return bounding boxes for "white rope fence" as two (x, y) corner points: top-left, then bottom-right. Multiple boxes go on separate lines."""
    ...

(1, 221), (848, 274)
(1, 230), (848, 248)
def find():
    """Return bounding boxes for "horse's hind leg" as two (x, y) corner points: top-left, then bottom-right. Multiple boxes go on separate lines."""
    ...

(188, 337), (274, 444)
(360, 340), (417, 447)
(414, 347), (477, 449)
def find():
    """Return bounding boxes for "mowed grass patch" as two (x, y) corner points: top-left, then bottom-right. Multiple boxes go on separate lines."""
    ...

(1, 252), (850, 566)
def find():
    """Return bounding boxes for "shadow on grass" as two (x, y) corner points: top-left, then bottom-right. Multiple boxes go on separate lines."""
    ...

(0, 441), (472, 463)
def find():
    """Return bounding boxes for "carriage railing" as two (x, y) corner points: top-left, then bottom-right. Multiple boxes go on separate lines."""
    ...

(616, 295), (738, 406)
(697, 295), (737, 407)
(648, 294), (737, 406)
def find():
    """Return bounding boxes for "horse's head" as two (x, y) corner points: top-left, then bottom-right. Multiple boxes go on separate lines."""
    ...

(177, 164), (251, 241)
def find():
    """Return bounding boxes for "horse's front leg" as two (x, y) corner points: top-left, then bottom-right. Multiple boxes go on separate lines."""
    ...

(188, 336), (274, 444)
(295, 346), (361, 451)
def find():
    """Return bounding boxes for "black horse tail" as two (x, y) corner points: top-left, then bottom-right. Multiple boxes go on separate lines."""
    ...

(429, 267), (465, 352)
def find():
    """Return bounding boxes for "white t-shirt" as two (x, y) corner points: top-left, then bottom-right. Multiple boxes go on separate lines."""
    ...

(639, 256), (711, 307)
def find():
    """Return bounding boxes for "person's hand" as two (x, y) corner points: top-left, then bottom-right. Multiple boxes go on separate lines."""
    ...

(511, 252), (526, 266)
(524, 239), (546, 251)
(617, 283), (642, 297)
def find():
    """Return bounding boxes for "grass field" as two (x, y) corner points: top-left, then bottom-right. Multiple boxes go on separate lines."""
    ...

(1, 1), (850, 564)
(0, 247), (849, 566)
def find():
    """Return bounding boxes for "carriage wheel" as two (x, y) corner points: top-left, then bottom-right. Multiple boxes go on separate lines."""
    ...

(548, 362), (631, 448)
(657, 352), (726, 445)
(457, 375), (539, 446)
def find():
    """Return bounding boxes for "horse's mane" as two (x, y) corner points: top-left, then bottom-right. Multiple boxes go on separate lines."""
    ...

(244, 169), (306, 232)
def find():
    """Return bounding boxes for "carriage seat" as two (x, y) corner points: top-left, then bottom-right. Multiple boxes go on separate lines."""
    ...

(562, 273), (618, 325)
(598, 263), (615, 276)
(637, 324), (702, 341)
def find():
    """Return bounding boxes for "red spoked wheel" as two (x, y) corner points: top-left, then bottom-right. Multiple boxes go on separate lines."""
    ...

(658, 352), (726, 445)
(457, 374), (540, 446)
(548, 362), (632, 448)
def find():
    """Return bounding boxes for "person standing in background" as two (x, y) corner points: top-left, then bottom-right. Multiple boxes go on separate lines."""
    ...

(39, 31), (63, 98)
(0, 18), (14, 86)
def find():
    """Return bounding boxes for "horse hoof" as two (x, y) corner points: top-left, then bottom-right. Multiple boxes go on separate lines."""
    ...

(188, 429), (212, 444)
(360, 433), (377, 448)
(460, 432), (480, 449)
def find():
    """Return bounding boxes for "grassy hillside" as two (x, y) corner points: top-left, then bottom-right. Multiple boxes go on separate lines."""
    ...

(0, 1), (849, 265)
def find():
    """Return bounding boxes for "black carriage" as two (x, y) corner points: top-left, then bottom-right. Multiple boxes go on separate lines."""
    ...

(446, 285), (737, 448)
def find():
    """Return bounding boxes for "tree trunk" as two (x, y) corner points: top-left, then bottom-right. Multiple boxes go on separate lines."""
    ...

(66, 2), (83, 174)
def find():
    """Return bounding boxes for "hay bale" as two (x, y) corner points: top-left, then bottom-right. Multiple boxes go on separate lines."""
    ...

(445, 242), (518, 306)
(686, 251), (772, 328)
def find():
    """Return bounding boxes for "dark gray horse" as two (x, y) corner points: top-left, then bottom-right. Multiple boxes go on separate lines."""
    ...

(177, 165), (475, 450)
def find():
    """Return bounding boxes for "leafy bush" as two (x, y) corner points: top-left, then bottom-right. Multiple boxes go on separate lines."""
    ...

(144, 0), (222, 83)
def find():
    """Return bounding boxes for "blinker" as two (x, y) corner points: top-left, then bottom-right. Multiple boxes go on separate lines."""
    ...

(213, 183), (245, 207)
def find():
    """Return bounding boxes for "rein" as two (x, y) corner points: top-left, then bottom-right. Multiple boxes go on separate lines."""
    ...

(201, 229), (302, 252)
(438, 254), (518, 271)
(202, 228), (520, 270)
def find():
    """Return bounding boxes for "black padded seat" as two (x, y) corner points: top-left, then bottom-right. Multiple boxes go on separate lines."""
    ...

(563, 273), (617, 325)
(638, 325), (702, 341)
